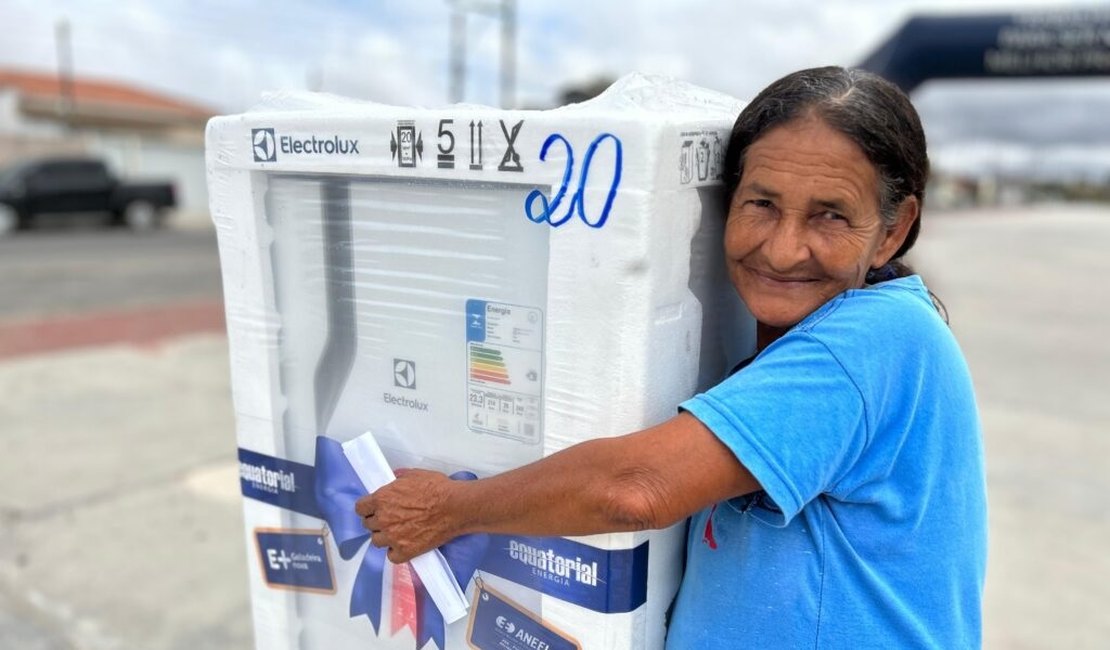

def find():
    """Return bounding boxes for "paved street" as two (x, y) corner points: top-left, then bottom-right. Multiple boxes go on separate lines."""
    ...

(0, 219), (222, 322)
(0, 205), (1108, 649)
(911, 205), (1110, 649)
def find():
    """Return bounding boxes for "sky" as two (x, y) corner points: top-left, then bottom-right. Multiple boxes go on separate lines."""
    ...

(2, 0), (1110, 180)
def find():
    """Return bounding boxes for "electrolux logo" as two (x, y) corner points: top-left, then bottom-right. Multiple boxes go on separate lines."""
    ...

(252, 128), (277, 162)
(280, 134), (360, 156)
(393, 358), (416, 389)
(383, 392), (428, 411)
(251, 127), (362, 163)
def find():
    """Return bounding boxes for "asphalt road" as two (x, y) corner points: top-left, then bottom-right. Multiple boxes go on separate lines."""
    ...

(1, 206), (1108, 649)
(0, 222), (222, 321)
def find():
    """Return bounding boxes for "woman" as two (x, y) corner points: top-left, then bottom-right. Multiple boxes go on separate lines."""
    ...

(357, 67), (987, 648)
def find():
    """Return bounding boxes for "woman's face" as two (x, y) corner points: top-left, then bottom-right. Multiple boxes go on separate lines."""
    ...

(725, 116), (913, 331)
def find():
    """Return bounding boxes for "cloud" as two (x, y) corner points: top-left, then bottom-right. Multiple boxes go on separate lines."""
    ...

(1, 0), (1109, 178)
(932, 139), (1110, 181)
(0, 0), (453, 108)
(917, 80), (1110, 145)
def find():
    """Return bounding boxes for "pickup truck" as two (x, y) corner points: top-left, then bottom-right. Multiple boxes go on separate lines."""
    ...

(0, 157), (176, 233)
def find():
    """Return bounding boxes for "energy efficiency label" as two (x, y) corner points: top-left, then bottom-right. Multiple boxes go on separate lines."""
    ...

(465, 299), (543, 443)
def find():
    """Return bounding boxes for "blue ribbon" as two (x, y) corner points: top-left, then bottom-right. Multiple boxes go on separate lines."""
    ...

(414, 471), (490, 650)
(310, 437), (647, 647)
(313, 437), (488, 649)
(313, 436), (389, 632)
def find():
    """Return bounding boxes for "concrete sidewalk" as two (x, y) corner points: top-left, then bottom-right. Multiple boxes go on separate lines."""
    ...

(0, 335), (252, 650)
(0, 205), (1108, 649)
(911, 206), (1110, 650)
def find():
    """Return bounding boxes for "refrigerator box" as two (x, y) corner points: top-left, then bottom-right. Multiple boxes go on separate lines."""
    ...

(206, 73), (754, 650)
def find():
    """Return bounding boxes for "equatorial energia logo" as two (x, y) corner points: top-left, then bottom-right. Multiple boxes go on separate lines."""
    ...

(508, 540), (600, 587)
(239, 458), (297, 496)
(251, 127), (361, 163)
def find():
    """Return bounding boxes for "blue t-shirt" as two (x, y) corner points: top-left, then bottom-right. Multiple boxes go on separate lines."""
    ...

(667, 276), (987, 649)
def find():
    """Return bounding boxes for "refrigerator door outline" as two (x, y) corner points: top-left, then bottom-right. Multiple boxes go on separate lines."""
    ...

(263, 172), (553, 649)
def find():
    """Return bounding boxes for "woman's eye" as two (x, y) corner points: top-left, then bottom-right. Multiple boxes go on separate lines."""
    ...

(748, 199), (774, 210)
(815, 210), (847, 222)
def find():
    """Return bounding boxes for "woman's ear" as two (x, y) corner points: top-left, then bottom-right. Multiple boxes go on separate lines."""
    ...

(872, 196), (920, 269)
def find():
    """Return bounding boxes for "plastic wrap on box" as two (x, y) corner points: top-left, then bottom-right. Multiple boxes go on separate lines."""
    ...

(206, 73), (755, 650)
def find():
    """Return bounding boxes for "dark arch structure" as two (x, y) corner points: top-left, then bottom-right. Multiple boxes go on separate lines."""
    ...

(858, 9), (1110, 92)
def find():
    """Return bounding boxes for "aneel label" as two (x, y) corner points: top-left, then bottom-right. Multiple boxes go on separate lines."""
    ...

(465, 299), (543, 444)
(254, 528), (336, 594)
(467, 582), (579, 650)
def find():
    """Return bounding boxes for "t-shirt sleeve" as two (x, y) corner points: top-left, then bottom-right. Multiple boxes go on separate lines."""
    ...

(680, 331), (867, 526)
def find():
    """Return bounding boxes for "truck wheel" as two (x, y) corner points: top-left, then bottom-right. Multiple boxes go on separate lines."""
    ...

(124, 200), (162, 231)
(0, 205), (17, 236)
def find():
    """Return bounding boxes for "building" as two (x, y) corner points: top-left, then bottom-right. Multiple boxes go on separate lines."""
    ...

(0, 68), (214, 215)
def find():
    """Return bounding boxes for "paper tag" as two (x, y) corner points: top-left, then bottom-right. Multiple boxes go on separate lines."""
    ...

(253, 528), (336, 594)
(342, 430), (470, 623)
(466, 582), (580, 650)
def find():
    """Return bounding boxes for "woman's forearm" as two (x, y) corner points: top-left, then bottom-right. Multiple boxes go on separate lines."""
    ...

(450, 436), (659, 538)
(359, 412), (759, 563)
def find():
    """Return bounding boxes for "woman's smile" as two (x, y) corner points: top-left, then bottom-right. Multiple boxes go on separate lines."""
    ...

(744, 265), (819, 287)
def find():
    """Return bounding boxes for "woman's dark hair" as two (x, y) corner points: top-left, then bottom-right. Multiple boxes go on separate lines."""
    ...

(722, 66), (930, 286)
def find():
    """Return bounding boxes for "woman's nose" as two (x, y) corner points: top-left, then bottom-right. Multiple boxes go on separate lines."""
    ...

(763, 215), (810, 270)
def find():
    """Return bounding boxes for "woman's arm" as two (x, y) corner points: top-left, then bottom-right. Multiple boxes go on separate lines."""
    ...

(355, 412), (761, 563)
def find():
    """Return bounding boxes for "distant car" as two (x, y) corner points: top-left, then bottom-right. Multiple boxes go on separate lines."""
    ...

(0, 157), (176, 234)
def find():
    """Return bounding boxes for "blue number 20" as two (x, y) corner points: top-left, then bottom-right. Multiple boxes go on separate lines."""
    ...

(525, 132), (623, 229)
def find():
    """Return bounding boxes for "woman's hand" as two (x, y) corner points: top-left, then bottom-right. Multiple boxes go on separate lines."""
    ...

(355, 469), (465, 564)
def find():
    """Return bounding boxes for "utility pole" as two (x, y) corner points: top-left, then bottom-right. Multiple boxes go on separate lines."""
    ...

(306, 64), (323, 92)
(446, 0), (517, 108)
(450, 3), (467, 103)
(55, 18), (75, 129)
(500, 0), (515, 110)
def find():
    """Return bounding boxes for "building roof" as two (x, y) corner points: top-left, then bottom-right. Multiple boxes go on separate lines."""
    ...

(0, 68), (214, 129)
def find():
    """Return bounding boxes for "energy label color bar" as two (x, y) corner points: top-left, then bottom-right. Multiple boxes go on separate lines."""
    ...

(469, 345), (511, 385)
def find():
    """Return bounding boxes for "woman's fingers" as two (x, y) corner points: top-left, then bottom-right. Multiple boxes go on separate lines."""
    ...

(370, 531), (416, 564)
(387, 546), (411, 564)
(354, 495), (375, 518)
